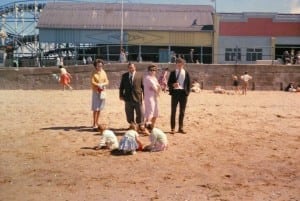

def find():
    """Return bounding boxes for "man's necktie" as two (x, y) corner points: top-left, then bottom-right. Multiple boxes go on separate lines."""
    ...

(129, 74), (133, 86)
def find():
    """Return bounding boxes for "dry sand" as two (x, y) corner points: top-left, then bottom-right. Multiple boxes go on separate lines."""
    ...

(0, 89), (299, 201)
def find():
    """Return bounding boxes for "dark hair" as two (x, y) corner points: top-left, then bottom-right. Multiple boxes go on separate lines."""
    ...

(176, 58), (185, 64)
(127, 62), (134, 68)
(148, 64), (157, 71)
(129, 123), (137, 130)
(93, 59), (104, 67)
(145, 123), (153, 131)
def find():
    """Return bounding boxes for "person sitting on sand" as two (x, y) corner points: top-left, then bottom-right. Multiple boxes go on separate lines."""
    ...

(214, 85), (226, 94)
(191, 79), (201, 93)
(119, 123), (143, 155)
(94, 124), (119, 150)
(143, 123), (168, 152)
(296, 85), (300, 92)
(285, 82), (297, 92)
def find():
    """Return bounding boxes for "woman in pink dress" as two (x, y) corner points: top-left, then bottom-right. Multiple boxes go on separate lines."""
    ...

(143, 64), (161, 127)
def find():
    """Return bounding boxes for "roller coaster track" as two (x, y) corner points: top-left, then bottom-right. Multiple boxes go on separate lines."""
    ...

(0, 0), (48, 57)
(0, 0), (136, 58)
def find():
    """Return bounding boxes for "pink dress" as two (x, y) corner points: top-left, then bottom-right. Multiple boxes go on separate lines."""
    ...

(143, 75), (160, 120)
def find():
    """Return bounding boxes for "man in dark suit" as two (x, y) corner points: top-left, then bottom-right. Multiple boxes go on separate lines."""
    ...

(119, 63), (144, 127)
(167, 58), (191, 134)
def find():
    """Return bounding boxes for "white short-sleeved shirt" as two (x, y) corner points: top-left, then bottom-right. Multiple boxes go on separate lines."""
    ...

(241, 74), (252, 82)
(99, 130), (119, 149)
(150, 128), (168, 145)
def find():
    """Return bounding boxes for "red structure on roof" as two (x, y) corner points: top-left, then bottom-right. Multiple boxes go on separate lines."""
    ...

(220, 18), (300, 36)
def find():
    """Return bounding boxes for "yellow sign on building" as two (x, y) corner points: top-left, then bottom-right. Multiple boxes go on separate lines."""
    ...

(127, 31), (213, 46)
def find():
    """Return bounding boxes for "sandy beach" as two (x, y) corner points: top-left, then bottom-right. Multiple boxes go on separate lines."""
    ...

(0, 89), (299, 201)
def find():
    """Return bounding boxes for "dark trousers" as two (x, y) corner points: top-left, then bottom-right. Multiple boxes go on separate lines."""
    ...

(171, 90), (187, 130)
(125, 101), (144, 125)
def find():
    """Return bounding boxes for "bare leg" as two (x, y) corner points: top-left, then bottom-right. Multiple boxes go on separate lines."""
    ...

(66, 84), (73, 90)
(151, 117), (157, 127)
(93, 111), (100, 127)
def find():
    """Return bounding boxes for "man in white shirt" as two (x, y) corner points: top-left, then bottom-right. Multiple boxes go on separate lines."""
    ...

(240, 72), (252, 95)
(167, 58), (191, 134)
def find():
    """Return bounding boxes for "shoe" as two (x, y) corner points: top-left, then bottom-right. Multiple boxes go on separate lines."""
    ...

(170, 129), (175, 134)
(178, 129), (187, 134)
(92, 126), (98, 132)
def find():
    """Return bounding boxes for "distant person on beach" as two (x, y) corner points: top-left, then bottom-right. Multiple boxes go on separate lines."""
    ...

(295, 51), (300, 64)
(285, 82), (297, 92)
(158, 67), (168, 93)
(282, 51), (291, 65)
(94, 124), (119, 150)
(119, 123), (143, 155)
(232, 74), (240, 94)
(143, 123), (168, 152)
(143, 64), (161, 127)
(240, 72), (252, 95)
(56, 57), (61, 67)
(87, 56), (93, 64)
(119, 63), (145, 131)
(188, 49), (194, 63)
(191, 79), (201, 93)
(297, 85), (300, 92)
(91, 59), (109, 130)
(214, 85), (226, 94)
(60, 57), (64, 66)
(167, 58), (191, 134)
(119, 48), (127, 63)
(59, 65), (73, 91)
(171, 53), (177, 63)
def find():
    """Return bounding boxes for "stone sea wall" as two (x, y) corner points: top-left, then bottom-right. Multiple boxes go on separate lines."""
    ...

(0, 63), (299, 90)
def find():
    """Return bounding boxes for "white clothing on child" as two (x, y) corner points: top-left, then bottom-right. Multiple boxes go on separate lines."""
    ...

(99, 130), (119, 150)
(150, 128), (168, 151)
(60, 67), (67, 75)
(119, 130), (139, 151)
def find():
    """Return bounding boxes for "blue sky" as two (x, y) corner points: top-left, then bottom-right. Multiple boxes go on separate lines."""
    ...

(0, 0), (300, 13)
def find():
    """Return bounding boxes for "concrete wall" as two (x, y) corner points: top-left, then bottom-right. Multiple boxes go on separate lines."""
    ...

(218, 36), (273, 64)
(1, 63), (300, 90)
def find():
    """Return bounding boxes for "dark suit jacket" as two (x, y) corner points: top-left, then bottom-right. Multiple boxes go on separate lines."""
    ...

(119, 71), (144, 103)
(167, 69), (191, 96)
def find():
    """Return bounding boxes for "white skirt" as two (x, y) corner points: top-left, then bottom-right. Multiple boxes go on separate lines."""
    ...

(119, 136), (138, 151)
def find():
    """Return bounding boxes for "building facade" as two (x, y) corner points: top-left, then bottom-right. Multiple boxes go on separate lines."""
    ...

(217, 13), (300, 64)
(38, 2), (214, 63)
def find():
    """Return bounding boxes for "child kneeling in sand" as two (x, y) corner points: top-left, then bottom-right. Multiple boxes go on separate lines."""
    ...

(119, 123), (143, 155)
(144, 124), (168, 152)
(94, 124), (119, 150)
